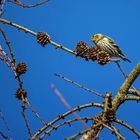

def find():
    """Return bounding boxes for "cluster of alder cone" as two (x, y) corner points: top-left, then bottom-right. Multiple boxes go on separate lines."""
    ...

(37, 32), (111, 65)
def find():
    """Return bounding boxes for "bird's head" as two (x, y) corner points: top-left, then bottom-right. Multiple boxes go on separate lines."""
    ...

(91, 33), (104, 43)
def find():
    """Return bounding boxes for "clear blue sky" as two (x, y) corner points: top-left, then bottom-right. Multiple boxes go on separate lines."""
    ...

(0, 0), (140, 139)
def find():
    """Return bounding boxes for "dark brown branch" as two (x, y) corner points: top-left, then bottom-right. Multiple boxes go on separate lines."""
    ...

(0, 131), (12, 140)
(7, 0), (49, 8)
(112, 63), (140, 110)
(54, 73), (104, 98)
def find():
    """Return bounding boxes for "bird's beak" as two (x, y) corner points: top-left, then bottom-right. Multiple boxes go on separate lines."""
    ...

(90, 38), (93, 42)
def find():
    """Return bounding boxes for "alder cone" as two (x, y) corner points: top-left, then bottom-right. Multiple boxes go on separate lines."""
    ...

(87, 46), (100, 61)
(16, 63), (27, 76)
(75, 41), (88, 58)
(37, 32), (51, 46)
(96, 51), (111, 65)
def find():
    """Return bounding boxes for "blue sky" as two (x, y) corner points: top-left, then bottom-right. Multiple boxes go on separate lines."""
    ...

(0, 0), (140, 139)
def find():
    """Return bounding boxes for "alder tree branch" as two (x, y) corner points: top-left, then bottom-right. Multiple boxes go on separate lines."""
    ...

(128, 89), (140, 96)
(54, 73), (104, 98)
(21, 106), (32, 138)
(0, 131), (12, 140)
(7, 0), (49, 8)
(112, 63), (140, 110)
(51, 83), (88, 129)
(39, 117), (93, 139)
(0, 18), (75, 55)
(30, 103), (103, 139)
(124, 95), (140, 101)
(103, 124), (126, 140)
(115, 119), (140, 138)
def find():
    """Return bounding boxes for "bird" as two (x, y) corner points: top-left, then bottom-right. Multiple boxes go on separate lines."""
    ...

(91, 33), (131, 62)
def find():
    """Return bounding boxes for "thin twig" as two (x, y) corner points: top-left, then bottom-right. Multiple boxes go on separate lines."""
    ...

(54, 73), (104, 98)
(39, 117), (93, 139)
(21, 106), (32, 138)
(115, 61), (136, 90)
(8, 0), (49, 8)
(0, 0), (6, 16)
(0, 28), (17, 74)
(0, 131), (12, 140)
(66, 128), (91, 140)
(67, 122), (103, 140)
(26, 100), (46, 125)
(115, 61), (127, 78)
(115, 119), (140, 138)
(0, 28), (16, 66)
(51, 84), (88, 129)
(103, 124), (126, 140)
(0, 27), (25, 94)
(0, 110), (10, 130)
(30, 102), (103, 139)
(0, 45), (15, 75)
(0, 18), (37, 36)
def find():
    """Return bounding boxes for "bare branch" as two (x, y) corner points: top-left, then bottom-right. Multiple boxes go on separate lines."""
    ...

(54, 73), (104, 98)
(66, 128), (91, 140)
(0, 45), (15, 75)
(51, 84), (88, 129)
(124, 95), (140, 101)
(128, 89), (140, 96)
(39, 117), (93, 139)
(8, 0), (49, 8)
(0, 131), (12, 140)
(0, 0), (6, 16)
(115, 61), (127, 79)
(67, 122), (103, 140)
(0, 110), (10, 130)
(0, 18), (75, 55)
(0, 18), (37, 36)
(103, 124), (126, 140)
(26, 99), (46, 125)
(112, 63), (140, 110)
(115, 119), (140, 138)
(0, 28), (17, 75)
(30, 103), (103, 139)
(21, 106), (32, 138)
(115, 61), (136, 90)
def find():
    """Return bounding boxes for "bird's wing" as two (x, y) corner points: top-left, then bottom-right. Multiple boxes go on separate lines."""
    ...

(107, 36), (124, 56)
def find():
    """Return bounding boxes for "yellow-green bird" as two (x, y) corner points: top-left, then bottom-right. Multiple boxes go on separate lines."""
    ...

(91, 33), (131, 62)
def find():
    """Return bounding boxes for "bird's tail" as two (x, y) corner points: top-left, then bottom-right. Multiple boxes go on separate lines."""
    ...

(120, 55), (131, 63)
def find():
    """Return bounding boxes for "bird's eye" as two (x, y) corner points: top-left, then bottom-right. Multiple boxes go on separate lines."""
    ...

(94, 35), (98, 39)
